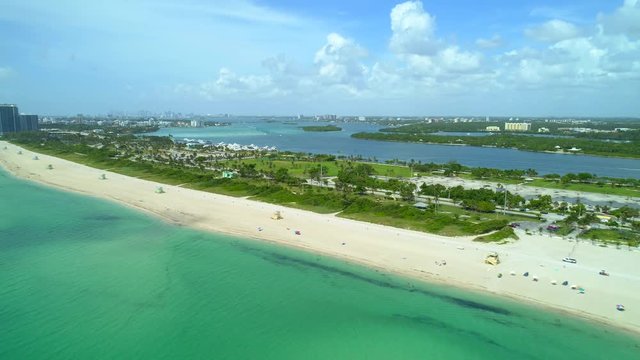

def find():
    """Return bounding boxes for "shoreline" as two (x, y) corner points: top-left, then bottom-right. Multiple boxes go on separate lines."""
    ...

(2, 140), (640, 337)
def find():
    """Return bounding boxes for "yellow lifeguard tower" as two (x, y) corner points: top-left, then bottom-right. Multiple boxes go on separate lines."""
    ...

(485, 252), (500, 265)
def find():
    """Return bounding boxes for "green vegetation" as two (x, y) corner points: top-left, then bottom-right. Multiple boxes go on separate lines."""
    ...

(351, 131), (640, 159)
(300, 125), (342, 132)
(219, 157), (412, 178)
(339, 197), (509, 236)
(554, 225), (576, 237)
(6, 129), (634, 245)
(578, 229), (640, 248)
(474, 227), (518, 243)
(5, 131), (524, 239)
(380, 120), (640, 140)
(419, 183), (526, 210)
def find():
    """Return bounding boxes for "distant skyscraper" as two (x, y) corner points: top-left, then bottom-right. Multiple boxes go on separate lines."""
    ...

(19, 115), (39, 131)
(0, 104), (20, 134)
(0, 105), (39, 134)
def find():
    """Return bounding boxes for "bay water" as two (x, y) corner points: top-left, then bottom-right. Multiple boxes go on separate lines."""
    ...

(149, 120), (640, 178)
(1, 168), (638, 359)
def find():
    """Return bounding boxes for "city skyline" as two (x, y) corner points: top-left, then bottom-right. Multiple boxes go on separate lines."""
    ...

(1, 0), (639, 117)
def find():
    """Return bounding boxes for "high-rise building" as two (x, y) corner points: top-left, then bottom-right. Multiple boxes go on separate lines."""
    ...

(19, 115), (39, 131)
(0, 105), (39, 134)
(0, 104), (20, 134)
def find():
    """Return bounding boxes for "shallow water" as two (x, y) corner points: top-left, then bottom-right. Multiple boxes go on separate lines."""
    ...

(1, 168), (638, 359)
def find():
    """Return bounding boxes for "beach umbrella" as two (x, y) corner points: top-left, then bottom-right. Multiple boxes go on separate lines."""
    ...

(510, 271), (516, 276)
(551, 280), (557, 285)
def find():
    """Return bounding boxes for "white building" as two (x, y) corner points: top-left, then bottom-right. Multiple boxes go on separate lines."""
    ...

(486, 126), (501, 132)
(504, 122), (531, 132)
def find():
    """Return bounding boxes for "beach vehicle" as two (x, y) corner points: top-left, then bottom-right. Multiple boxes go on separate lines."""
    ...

(562, 257), (577, 264)
(523, 272), (529, 277)
(562, 281), (569, 286)
(616, 304), (625, 311)
(599, 270), (609, 276)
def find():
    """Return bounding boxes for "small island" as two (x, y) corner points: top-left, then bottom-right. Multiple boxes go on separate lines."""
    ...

(301, 125), (342, 132)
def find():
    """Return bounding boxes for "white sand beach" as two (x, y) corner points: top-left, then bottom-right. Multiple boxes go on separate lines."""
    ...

(2, 140), (639, 334)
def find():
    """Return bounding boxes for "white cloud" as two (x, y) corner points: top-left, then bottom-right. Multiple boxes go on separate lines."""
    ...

(180, 68), (275, 99)
(475, 35), (504, 49)
(314, 33), (369, 91)
(438, 47), (481, 73)
(598, 0), (640, 36)
(389, 1), (439, 55)
(170, 0), (640, 115)
(525, 20), (582, 42)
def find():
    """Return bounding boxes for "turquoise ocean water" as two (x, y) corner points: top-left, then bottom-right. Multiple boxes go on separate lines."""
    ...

(1, 168), (638, 359)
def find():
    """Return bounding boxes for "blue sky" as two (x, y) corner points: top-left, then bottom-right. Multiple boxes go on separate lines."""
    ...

(0, 0), (638, 116)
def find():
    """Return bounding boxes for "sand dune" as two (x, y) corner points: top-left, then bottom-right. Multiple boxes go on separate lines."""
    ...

(2, 140), (639, 334)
